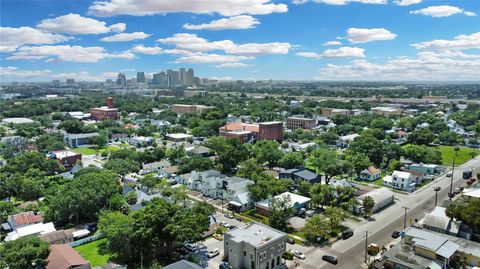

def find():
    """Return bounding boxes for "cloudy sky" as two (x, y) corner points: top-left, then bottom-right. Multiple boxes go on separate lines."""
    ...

(0, 0), (479, 82)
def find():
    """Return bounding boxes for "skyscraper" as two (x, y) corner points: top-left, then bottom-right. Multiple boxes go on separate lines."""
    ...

(179, 67), (186, 86)
(116, 73), (126, 87)
(167, 70), (180, 87)
(137, 72), (146, 83)
(66, 79), (75, 86)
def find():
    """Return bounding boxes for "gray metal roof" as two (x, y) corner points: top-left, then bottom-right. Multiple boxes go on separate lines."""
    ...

(164, 260), (202, 269)
(226, 222), (286, 247)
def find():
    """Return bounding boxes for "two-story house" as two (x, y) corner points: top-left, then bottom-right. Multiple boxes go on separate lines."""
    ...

(385, 170), (415, 192)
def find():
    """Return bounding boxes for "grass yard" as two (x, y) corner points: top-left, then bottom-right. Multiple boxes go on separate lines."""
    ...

(435, 145), (479, 166)
(72, 145), (122, 155)
(242, 209), (269, 225)
(74, 239), (113, 267)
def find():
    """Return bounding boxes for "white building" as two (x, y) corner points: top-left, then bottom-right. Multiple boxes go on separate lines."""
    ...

(384, 171), (415, 192)
(5, 222), (56, 241)
(356, 187), (394, 213)
(337, 133), (360, 148)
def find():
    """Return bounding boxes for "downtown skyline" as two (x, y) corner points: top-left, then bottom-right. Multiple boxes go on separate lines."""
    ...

(1, 0), (479, 82)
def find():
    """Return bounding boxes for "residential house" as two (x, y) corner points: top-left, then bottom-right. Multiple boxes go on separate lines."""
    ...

(337, 133), (360, 148)
(404, 169), (425, 185)
(256, 192), (310, 216)
(187, 170), (228, 196)
(223, 222), (287, 269)
(5, 222), (56, 241)
(7, 211), (44, 230)
(421, 207), (461, 236)
(407, 163), (441, 175)
(40, 229), (75, 244)
(279, 168), (321, 184)
(46, 244), (91, 269)
(384, 170), (416, 192)
(223, 176), (254, 212)
(129, 136), (154, 146)
(185, 145), (211, 157)
(359, 166), (381, 182)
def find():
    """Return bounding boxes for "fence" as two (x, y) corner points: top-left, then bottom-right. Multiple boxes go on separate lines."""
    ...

(69, 233), (104, 247)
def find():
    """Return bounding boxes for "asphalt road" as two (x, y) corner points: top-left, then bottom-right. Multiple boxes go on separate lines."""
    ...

(314, 157), (480, 269)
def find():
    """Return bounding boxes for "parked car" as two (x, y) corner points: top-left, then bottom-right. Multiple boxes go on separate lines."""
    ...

(224, 214), (234, 219)
(208, 248), (220, 258)
(297, 208), (307, 218)
(322, 255), (338, 265)
(184, 242), (197, 252)
(213, 234), (223, 241)
(229, 225), (237, 230)
(286, 238), (295, 245)
(341, 229), (353, 240)
(463, 169), (473, 179)
(219, 262), (232, 269)
(391, 231), (400, 238)
(446, 172), (453, 177)
(218, 221), (230, 228)
(292, 250), (306, 260)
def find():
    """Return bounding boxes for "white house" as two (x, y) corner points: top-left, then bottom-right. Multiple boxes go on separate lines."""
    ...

(359, 166), (382, 182)
(384, 171), (416, 192)
(337, 133), (360, 148)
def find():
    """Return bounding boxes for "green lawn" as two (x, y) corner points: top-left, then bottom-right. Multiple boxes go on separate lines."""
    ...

(435, 145), (479, 166)
(242, 209), (269, 225)
(74, 239), (113, 267)
(72, 145), (122, 155)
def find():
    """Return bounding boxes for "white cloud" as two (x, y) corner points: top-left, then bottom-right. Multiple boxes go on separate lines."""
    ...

(183, 15), (260, 31)
(52, 71), (118, 81)
(322, 46), (365, 58)
(314, 51), (480, 81)
(130, 45), (163, 55)
(37, 13), (126, 34)
(157, 33), (291, 55)
(217, 62), (253, 68)
(88, 0), (287, 17)
(296, 52), (322, 59)
(292, 0), (309, 4)
(7, 45), (134, 62)
(410, 5), (476, 17)
(296, 46), (365, 59)
(395, 0), (421, 6)
(313, 0), (386, 5)
(411, 32), (480, 50)
(100, 32), (151, 42)
(175, 53), (254, 64)
(0, 27), (69, 52)
(0, 66), (52, 79)
(210, 76), (234, 80)
(323, 41), (342, 46)
(346, 28), (397, 43)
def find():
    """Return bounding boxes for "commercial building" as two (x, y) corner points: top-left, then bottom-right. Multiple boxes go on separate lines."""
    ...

(223, 222), (287, 269)
(171, 104), (213, 114)
(286, 116), (316, 130)
(371, 106), (402, 116)
(90, 97), (119, 121)
(219, 121), (283, 143)
(1, 117), (34, 125)
(64, 132), (99, 148)
(355, 187), (394, 214)
(258, 122), (283, 142)
(137, 72), (146, 83)
(50, 150), (82, 170)
(116, 73), (126, 87)
(406, 163), (441, 175)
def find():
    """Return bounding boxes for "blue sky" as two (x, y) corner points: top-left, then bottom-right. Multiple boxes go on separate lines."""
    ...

(0, 0), (479, 82)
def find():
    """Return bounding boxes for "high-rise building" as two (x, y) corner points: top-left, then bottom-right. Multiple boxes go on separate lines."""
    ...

(52, 80), (60, 87)
(66, 79), (75, 86)
(179, 68), (186, 86)
(116, 73), (126, 87)
(185, 68), (194, 86)
(168, 70), (180, 86)
(137, 72), (146, 83)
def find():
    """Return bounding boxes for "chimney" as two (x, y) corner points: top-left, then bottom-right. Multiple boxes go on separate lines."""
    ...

(107, 97), (113, 108)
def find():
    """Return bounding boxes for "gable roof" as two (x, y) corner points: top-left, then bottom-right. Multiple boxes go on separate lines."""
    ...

(46, 244), (90, 269)
(8, 211), (43, 226)
(164, 260), (202, 269)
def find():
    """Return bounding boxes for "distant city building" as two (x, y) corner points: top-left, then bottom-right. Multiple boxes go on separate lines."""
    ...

(286, 116), (316, 130)
(171, 104), (213, 114)
(116, 73), (126, 87)
(51, 80), (60, 87)
(137, 72), (146, 83)
(90, 97), (119, 121)
(66, 79), (75, 87)
(219, 121), (283, 143)
(185, 68), (194, 86)
(371, 106), (402, 116)
(179, 67), (185, 86)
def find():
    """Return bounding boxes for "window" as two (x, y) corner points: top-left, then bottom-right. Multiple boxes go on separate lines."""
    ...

(277, 256), (280, 265)
(244, 251), (246, 256)
(271, 259), (274, 268)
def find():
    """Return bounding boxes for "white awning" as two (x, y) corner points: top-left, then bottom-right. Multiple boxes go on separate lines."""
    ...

(228, 201), (242, 207)
(72, 229), (90, 238)
(436, 241), (459, 258)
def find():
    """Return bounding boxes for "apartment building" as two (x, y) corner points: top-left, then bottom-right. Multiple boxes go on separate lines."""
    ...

(224, 223), (287, 269)
(286, 117), (316, 130)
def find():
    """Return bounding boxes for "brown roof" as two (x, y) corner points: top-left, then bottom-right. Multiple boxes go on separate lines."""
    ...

(40, 229), (74, 243)
(220, 122), (259, 133)
(46, 244), (90, 269)
(9, 211), (43, 226)
(404, 169), (424, 177)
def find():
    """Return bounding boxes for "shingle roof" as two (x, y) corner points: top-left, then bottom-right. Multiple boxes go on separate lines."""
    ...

(9, 211), (43, 226)
(46, 244), (90, 269)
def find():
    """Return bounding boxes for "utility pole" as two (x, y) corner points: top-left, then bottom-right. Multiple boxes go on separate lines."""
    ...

(364, 230), (368, 264)
(449, 147), (459, 200)
(402, 206), (409, 229)
(434, 186), (441, 206)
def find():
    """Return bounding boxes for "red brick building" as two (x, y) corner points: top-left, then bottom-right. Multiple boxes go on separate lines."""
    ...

(219, 121), (283, 143)
(258, 121), (283, 142)
(90, 97), (119, 121)
(51, 150), (82, 170)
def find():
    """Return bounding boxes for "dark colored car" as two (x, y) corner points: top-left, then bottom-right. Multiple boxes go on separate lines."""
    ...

(341, 229), (353, 240)
(322, 255), (338, 265)
(286, 238), (295, 245)
(391, 231), (400, 238)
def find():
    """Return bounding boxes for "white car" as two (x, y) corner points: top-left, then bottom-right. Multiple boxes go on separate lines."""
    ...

(219, 221), (230, 228)
(208, 248), (220, 258)
(292, 250), (306, 260)
(184, 242), (197, 252)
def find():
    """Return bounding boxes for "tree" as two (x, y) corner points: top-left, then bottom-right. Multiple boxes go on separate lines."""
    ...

(319, 131), (339, 145)
(236, 158), (263, 179)
(403, 145), (442, 164)
(349, 135), (384, 166)
(58, 119), (85, 134)
(362, 196), (375, 217)
(383, 143), (404, 166)
(90, 134), (108, 149)
(2, 151), (63, 175)
(166, 145), (186, 165)
(325, 206), (348, 233)
(446, 199), (480, 230)
(408, 129), (435, 145)
(310, 148), (349, 184)
(0, 236), (50, 269)
(310, 184), (335, 208)
(269, 195), (294, 231)
(279, 152), (304, 169)
(35, 133), (65, 152)
(438, 131), (459, 146)
(15, 122), (45, 138)
(247, 172), (291, 202)
(139, 174), (159, 191)
(370, 117), (393, 131)
(345, 152), (371, 176)
(98, 211), (136, 262)
(252, 140), (284, 167)
(108, 193), (129, 214)
(206, 136), (249, 173)
(178, 156), (214, 174)
(304, 215), (330, 242)
(105, 158), (140, 176)
(126, 191), (138, 205)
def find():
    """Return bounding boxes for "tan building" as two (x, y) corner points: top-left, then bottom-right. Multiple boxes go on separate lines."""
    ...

(371, 106), (402, 116)
(286, 117), (316, 130)
(172, 104), (213, 114)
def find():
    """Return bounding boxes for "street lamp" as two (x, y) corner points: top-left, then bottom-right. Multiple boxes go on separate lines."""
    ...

(364, 230), (369, 264)
(434, 186), (441, 207)
(402, 206), (409, 229)
(449, 147), (459, 200)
